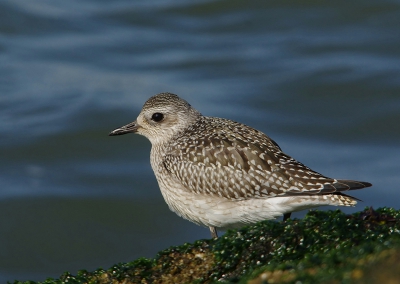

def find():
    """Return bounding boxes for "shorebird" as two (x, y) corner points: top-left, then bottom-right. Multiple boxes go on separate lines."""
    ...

(109, 93), (371, 238)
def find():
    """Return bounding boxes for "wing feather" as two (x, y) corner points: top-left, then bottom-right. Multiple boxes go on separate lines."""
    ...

(163, 117), (371, 200)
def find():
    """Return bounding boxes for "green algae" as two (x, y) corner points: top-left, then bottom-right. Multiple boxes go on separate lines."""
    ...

(11, 207), (400, 284)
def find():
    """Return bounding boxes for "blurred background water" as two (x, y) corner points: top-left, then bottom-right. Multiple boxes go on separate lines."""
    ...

(1, 0), (399, 282)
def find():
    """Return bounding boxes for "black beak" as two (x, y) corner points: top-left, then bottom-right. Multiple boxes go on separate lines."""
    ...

(109, 121), (139, 136)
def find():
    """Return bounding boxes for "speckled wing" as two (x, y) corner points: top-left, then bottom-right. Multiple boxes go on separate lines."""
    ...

(162, 117), (371, 200)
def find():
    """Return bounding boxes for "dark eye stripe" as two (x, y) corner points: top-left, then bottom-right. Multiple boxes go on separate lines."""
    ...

(151, 113), (164, 122)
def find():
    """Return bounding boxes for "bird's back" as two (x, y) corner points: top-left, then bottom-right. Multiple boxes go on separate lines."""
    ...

(162, 116), (370, 201)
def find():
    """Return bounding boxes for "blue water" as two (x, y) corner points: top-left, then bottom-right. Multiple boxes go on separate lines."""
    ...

(1, 0), (400, 282)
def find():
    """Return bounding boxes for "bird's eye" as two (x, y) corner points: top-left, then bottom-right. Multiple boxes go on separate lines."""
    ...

(151, 113), (164, 122)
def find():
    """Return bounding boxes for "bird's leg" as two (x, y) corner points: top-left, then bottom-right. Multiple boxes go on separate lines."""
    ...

(283, 212), (292, 221)
(209, 226), (218, 239)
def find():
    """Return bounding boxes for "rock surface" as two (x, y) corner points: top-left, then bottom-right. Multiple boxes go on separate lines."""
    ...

(12, 207), (400, 284)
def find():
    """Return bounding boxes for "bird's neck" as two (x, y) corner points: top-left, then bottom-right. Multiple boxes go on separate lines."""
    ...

(150, 142), (169, 173)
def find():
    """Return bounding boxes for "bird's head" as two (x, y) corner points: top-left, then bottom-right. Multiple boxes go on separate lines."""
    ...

(109, 93), (201, 145)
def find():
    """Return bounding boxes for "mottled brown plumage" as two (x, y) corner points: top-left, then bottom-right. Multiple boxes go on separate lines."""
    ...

(163, 116), (369, 200)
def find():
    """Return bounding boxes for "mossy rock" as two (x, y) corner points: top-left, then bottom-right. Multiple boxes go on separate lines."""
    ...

(12, 207), (400, 284)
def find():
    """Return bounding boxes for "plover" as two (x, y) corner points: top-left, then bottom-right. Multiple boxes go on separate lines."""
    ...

(109, 93), (371, 238)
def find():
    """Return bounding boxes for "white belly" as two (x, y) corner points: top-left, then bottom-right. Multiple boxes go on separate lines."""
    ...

(156, 175), (347, 230)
